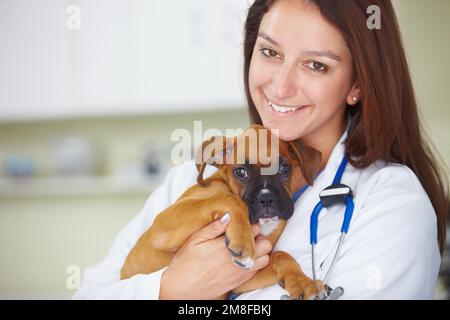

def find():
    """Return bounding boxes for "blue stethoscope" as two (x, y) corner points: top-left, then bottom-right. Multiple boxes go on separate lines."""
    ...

(290, 155), (355, 300)
(232, 155), (355, 301)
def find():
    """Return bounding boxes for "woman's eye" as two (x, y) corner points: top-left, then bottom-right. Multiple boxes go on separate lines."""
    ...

(234, 167), (249, 179)
(305, 61), (327, 73)
(278, 163), (290, 175)
(259, 48), (281, 60)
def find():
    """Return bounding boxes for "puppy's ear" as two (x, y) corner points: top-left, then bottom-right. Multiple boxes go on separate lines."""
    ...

(250, 123), (265, 130)
(195, 136), (234, 186)
(288, 140), (322, 185)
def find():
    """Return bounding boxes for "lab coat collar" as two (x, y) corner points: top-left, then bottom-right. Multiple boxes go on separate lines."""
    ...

(274, 115), (354, 266)
(310, 114), (353, 193)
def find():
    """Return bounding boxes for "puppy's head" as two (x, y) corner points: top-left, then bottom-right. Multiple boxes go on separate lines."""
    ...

(195, 125), (322, 224)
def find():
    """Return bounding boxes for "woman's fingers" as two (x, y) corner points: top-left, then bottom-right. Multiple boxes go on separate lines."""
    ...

(255, 234), (265, 241)
(254, 237), (273, 257)
(253, 254), (270, 271)
(189, 213), (230, 244)
(251, 224), (260, 237)
(230, 254), (270, 289)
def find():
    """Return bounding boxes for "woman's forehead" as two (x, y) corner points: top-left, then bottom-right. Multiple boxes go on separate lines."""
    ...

(259, 0), (350, 59)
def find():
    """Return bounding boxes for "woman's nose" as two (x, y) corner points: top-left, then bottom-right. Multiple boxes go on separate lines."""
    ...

(272, 64), (297, 99)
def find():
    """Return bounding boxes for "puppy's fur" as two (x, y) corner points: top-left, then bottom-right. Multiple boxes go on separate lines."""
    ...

(120, 125), (325, 299)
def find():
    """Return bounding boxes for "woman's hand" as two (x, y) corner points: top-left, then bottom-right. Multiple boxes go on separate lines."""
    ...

(159, 213), (272, 299)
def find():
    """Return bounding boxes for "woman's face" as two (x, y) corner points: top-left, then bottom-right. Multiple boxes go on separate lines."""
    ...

(249, 0), (359, 144)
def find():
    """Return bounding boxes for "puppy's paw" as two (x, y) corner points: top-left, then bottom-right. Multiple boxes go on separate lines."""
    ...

(280, 275), (326, 300)
(232, 256), (255, 270)
(224, 233), (255, 270)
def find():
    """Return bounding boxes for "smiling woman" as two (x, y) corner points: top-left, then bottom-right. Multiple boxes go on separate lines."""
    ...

(243, 0), (448, 255)
(73, 0), (449, 300)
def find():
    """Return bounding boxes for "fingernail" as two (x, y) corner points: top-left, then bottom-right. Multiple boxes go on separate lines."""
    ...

(221, 212), (231, 224)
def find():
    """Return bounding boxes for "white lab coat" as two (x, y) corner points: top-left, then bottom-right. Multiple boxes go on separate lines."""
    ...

(73, 128), (441, 300)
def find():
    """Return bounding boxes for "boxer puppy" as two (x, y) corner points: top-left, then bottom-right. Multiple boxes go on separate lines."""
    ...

(121, 125), (326, 299)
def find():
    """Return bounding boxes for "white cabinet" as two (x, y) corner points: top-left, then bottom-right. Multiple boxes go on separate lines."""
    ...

(0, 0), (250, 121)
(0, 0), (78, 120)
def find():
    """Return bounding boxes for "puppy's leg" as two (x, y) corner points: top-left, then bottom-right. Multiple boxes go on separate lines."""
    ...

(148, 193), (253, 256)
(121, 245), (173, 280)
(152, 193), (255, 269)
(122, 193), (255, 279)
(233, 251), (326, 300)
(221, 198), (256, 270)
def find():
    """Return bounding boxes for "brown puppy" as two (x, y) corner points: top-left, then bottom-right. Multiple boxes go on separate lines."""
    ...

(120, 125), (325, 299)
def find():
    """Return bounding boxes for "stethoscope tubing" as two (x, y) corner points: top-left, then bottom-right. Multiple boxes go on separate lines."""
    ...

(310, 156), (354, 282)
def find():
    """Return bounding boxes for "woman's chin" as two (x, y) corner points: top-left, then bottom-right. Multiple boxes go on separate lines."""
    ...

(277, 129), (303, 142)
(260, 121), (303, 142)
(258, 109), (310, 141)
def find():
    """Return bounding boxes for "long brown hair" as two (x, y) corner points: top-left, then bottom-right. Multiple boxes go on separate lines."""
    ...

(243, 0), (448, 254)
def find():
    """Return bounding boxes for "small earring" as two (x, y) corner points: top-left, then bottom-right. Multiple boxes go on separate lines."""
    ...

(352, 97), (357, 102)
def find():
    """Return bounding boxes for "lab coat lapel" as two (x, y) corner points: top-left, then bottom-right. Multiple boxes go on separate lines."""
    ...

(274, 120), (351, 257)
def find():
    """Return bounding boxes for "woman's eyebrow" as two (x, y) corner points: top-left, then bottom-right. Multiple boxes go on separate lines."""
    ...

(257, 32), (280, 47)
(302, 50), (341, 61)
(257, 31), (341, 62)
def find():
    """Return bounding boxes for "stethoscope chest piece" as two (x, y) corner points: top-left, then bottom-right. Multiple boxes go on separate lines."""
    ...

(279, 286), (345, 300)
(319, 183), (353, 208)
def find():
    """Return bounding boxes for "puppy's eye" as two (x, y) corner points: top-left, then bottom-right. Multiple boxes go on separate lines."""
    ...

(278, 163), (290, 175)
(234, 167), (249, 179)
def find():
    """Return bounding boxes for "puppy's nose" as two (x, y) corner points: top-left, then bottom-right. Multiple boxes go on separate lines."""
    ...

(257, 189), (275, 208)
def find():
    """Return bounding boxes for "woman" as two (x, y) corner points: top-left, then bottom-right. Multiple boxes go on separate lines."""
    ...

(74, 0), (448, 299)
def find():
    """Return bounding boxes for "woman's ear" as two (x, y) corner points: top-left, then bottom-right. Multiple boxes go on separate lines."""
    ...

(194, 136), (234, 186)
(346, 83), (361, 105)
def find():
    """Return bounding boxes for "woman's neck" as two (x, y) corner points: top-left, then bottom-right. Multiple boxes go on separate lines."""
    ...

(302, 115), (347, 172)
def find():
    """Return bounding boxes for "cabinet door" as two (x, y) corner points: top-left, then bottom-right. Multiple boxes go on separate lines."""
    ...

(78, 0), (249, 116)
(0, 0), (80, 121)
(0, 0), (250, 121)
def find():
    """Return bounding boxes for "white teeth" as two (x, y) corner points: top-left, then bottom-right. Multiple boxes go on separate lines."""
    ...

(268, 99), (303, 113)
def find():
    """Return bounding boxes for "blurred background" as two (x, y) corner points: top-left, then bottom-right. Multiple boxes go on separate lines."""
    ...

(0, 0), (449, 299)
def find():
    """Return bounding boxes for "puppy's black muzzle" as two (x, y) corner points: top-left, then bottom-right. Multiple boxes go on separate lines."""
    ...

(256, 188), (276, 210)
(244, 180), (294, 224)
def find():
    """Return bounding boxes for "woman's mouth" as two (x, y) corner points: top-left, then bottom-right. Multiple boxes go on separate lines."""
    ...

(264, 96), (310, 117)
